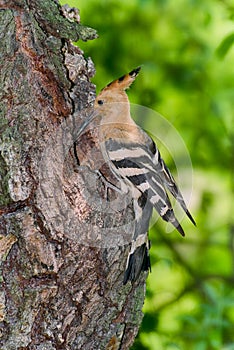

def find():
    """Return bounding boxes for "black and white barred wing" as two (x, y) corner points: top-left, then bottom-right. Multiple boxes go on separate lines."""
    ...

(154, 154), (196, 225)
(105, 138), (186, 236)
(104, 136), (195, 283)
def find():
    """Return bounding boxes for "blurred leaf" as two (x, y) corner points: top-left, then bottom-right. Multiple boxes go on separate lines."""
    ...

(216, 33), (234, 58)
(141, 312), (159, 333)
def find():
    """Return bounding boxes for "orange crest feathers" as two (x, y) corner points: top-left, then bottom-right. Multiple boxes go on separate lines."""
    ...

(103, 66), (141, 91)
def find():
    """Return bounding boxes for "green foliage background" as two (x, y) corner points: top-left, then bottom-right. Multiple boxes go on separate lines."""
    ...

(61, 0), (234, 349)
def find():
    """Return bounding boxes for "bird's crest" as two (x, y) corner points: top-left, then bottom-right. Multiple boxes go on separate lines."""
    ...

(103, 66), (141, 91)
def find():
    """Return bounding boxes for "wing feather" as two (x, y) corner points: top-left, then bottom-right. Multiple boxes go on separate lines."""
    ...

(106, 139), (186, 236)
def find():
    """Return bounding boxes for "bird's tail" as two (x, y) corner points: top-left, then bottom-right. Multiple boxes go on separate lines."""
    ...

(123, 239), (150, 284)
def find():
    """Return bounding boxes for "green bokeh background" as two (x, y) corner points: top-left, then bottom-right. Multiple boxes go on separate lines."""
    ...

(60, 1), (234, 349)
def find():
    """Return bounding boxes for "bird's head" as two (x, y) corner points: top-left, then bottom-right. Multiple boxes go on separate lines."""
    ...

(94, 67), (141, 120)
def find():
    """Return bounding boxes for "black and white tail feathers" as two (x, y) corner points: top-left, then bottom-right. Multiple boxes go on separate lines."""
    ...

(123, 242), (151, 284)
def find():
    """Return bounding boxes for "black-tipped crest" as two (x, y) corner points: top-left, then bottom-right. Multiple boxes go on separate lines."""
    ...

(129, 66), (141, 77)
(102, 66), (142, 92)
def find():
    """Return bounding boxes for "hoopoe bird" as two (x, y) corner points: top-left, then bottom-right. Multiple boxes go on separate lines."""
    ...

(77, 67), (195, 284)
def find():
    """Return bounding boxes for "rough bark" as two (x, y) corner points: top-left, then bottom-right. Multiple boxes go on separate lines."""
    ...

(0, 1), (147, 349)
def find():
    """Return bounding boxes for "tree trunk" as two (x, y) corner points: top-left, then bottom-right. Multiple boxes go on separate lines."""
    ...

(0, 1), (147, 349)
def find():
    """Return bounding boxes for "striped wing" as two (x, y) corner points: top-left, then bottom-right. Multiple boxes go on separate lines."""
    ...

(106, 139), (186, 236)
(104, 134), (195, 283)
(153, 152), (196, 225)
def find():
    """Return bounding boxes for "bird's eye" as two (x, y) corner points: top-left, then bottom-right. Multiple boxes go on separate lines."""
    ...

(97, 100), (104, 105)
